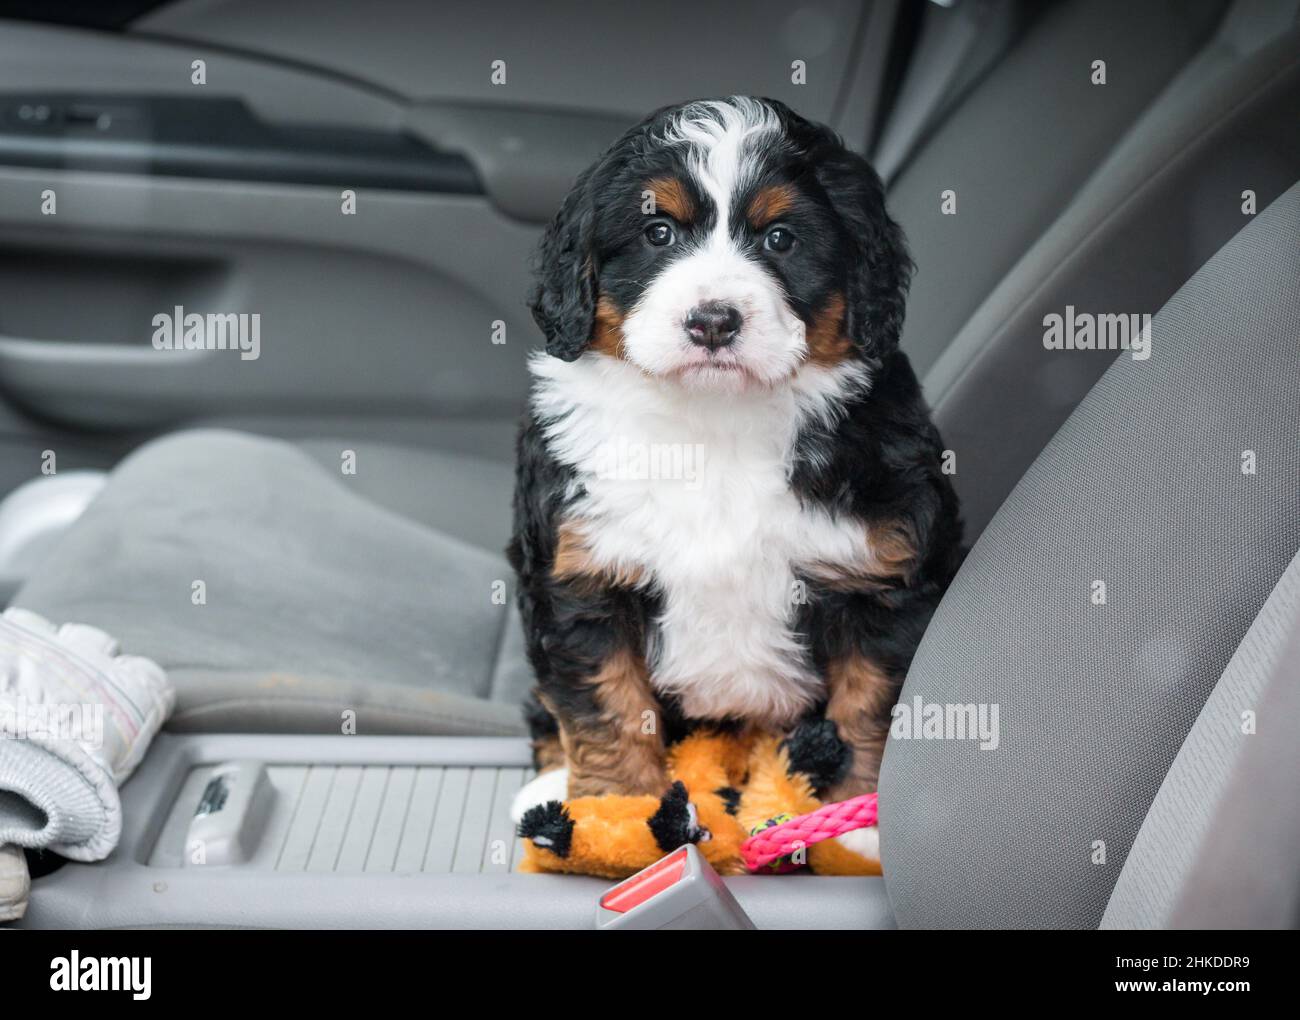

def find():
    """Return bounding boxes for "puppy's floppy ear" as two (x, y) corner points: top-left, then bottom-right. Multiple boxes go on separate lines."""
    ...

(816, 149), (913, 358)
(529, 164), (599, 361)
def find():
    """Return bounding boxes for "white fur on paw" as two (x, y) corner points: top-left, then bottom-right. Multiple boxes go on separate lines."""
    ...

(510, 767), (569, 824)
(834, 825), (879, 862)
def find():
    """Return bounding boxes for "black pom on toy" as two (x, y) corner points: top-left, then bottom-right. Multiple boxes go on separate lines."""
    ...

(518, 801), (575, 858)
(648, 780), (709, 852)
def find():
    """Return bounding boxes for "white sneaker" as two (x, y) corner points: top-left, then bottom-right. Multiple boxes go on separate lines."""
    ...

(0, 844), (29, 922)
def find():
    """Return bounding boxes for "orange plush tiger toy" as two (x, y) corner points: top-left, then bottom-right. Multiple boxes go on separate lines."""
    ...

(516, 721), (880, 879)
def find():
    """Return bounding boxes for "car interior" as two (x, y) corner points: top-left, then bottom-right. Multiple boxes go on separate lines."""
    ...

(0, 0), (1297, 930)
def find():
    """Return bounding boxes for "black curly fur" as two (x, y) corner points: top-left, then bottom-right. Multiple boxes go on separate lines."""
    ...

(783, 717), (850, 791)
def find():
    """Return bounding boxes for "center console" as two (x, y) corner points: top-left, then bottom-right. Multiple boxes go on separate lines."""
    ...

(17, 733), (895, 929)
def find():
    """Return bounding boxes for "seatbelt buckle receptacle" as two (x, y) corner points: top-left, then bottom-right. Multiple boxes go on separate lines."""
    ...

(595, 843), (756, 930)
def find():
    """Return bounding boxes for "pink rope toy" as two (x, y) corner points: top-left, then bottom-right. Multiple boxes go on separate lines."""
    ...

(740, 792), (878, 872)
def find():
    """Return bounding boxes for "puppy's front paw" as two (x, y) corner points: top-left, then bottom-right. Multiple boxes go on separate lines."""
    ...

(647, 781), (710, 853)
(782, 717), (849, 790)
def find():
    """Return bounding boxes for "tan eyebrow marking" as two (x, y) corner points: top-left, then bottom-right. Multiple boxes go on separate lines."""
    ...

(646, 176), (695, 222)
(747, 183), (798, 228)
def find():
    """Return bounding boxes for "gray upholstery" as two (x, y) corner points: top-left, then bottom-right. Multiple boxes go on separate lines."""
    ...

(1170, 604), (1300, 929)
(13, 429), (529, 735)
(878, 183), (1300, 928)
(892, 0), (1227, 377)
(1101, 548), (1300, 929)
(295, 439), (513, 552)
(909, 3), (1300, 536)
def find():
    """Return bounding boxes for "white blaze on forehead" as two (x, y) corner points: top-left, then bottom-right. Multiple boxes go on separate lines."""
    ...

(660, 97), (782, 243)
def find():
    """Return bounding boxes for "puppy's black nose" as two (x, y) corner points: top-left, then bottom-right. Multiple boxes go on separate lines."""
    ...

(685, 302), (742, 350)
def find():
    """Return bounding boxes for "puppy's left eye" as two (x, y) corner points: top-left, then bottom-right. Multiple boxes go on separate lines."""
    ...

(764, 226), (796, 253)
(645, 222), (676, 247)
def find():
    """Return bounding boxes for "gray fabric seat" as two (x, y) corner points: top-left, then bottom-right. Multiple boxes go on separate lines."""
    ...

(891, 0), (1228, 377)
(13, 429), (530, 735)
(1102, 548), (1300, 928)
(293, 439), (514, 552)
(1168, 595), (1300, 929)
(894, 0), (1300, 536)
(879, 182), (1300, 928)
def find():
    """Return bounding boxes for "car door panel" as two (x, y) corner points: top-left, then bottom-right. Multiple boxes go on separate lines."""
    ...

(0, 1), (891, 476)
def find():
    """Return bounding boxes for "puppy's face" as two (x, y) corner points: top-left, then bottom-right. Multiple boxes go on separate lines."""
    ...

(530, 97), (910, 391)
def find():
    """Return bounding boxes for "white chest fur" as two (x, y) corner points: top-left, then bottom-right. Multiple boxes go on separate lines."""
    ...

(531, 354), (872, 725)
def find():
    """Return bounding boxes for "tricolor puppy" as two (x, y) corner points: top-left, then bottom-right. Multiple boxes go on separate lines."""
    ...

(510, 97), (963, 815)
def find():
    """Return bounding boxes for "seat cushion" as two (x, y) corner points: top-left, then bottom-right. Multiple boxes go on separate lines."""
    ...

(1101, 547), (1300, 929)
(13, 429), (530, 735)
(1168, 590), (1300, 929)
(294, 439), (514, 552)
(879, 183), (1300, 928)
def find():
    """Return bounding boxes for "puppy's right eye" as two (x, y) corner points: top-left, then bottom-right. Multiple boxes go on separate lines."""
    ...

(645, 222), (675, 247)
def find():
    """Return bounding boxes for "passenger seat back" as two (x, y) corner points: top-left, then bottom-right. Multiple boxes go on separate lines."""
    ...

(879, 183), (1300, 928)
(893, 0), (1300, 536)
